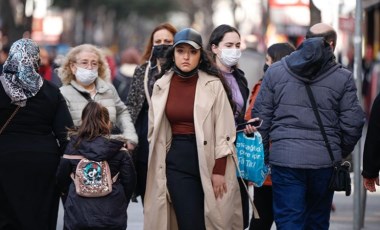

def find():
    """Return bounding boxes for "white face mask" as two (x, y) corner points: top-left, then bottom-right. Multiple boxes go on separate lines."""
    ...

(75, 66), (98, 86)
(218, 48), (241, 67)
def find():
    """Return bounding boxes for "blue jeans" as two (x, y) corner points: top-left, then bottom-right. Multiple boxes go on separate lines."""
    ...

(271, 165), (334, 230)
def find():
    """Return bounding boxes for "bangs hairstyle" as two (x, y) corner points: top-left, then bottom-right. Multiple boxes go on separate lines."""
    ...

(68, 101), (111, 147)
(141, 22), (177, 65)
(58, 44), (110, 85)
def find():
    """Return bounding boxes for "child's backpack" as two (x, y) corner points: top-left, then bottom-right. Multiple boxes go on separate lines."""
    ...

(63, 154), (119, 197)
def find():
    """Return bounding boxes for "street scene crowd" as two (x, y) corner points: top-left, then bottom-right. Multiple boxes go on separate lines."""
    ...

(1, 1), (380, 230)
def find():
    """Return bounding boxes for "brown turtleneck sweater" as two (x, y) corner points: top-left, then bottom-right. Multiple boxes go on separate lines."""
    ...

(165, 73), (226, 175)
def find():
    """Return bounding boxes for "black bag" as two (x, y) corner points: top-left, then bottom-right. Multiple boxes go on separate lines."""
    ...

(329, 162), (351, 196)
(305, 84), (352, 196)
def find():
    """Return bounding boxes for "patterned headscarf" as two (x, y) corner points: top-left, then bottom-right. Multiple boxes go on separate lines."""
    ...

(0, 38), (43, 107)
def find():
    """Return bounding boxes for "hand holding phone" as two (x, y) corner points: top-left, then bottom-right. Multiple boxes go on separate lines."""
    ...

(236, 118), (263, 132)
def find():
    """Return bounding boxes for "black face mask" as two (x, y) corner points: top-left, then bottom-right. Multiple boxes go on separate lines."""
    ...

(152, 44), (172, 59)
(263, 63), (269, 73)
(173, 65), (199, 78)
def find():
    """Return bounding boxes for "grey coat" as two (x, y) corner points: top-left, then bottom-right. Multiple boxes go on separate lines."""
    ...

(60, 78), (138, 144)
(252, 37), (365, 169)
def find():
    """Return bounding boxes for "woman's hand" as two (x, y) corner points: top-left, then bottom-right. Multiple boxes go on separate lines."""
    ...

(212, 174), (227, 199)
(363, 177), (379, 192)
(126, 141), (136, 151)
(243, 118), (260, 135)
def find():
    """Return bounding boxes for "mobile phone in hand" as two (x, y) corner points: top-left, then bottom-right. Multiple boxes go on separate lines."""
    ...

(236, 119), (263, 131)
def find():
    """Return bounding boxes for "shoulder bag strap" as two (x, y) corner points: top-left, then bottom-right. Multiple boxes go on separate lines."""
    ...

(72, 87), (93, 102)
(63, 154), (119, 182)
(305, 84), (335, 163)
(0, 105), (21, 135)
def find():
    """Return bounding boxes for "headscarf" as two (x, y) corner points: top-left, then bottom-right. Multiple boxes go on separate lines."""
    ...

(0, 38), (43, 107)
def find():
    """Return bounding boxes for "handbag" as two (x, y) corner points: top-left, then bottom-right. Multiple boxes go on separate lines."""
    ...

(0, 105), (21, 135)
(235, 131), (269, 187)
(305, 83), (351, 196)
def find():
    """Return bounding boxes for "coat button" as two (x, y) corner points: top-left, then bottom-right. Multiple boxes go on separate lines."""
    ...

(226, 136), (230, 141)
(204, 141), (207, 145)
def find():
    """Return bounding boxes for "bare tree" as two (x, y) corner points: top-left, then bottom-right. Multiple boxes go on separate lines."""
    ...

(0, 0), (32, 44)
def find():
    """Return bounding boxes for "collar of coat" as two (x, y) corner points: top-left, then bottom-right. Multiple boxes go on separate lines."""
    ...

(154, 69), (220, 91)
(152, 69), (221, 127)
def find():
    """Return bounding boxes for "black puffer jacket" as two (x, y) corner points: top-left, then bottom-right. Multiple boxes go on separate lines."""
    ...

(56, 135), (136, 229)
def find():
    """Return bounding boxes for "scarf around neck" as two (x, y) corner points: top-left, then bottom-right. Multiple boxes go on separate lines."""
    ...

(0, 38), (43, 107)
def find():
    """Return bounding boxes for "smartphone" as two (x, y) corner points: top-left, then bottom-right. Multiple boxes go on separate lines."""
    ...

(236, 119), (263, 131)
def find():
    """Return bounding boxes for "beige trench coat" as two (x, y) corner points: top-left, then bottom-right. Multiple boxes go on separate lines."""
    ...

(143, 70), (243, 230)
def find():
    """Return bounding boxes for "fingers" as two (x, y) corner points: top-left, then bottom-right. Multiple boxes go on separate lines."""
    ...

(364, 178), (377, 192)
(213, 184), (228, 199)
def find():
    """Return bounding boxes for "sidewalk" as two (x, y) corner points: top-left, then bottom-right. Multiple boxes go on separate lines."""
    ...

(126, 184), (380, 230)
(330, 187), (380, 230)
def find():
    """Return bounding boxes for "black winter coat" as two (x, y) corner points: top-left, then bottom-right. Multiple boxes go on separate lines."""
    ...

(0, 80), (73, 230)
(362, 93), (380, 179)
(56, 135), (136, 230)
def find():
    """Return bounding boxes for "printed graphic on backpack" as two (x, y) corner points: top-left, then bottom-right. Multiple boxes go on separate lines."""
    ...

(74, 158), (114, 197)
(63, 154), (118, 197)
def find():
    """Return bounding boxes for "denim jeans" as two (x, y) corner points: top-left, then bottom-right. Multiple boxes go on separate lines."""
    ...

(271, 165), (334, 230)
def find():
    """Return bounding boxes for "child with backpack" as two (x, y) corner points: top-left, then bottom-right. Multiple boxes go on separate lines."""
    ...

(56, 101), (136, 230)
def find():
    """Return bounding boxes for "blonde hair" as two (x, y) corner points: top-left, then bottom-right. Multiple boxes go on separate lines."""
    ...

(59, 44), (110, 85)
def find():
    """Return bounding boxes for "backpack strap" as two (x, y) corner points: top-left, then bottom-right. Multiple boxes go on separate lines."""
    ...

(63, 154), (119, 182)
(62, 154), (85, 160)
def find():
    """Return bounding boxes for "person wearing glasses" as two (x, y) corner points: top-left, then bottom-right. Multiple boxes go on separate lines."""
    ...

(59, 44), (138, 152)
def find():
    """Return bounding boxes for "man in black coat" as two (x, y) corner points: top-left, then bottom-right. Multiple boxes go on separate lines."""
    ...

(362, 93), (380, 192)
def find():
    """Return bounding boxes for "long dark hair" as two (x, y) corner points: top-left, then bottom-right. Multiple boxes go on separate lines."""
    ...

(206, 24), (241, 63)
(158, 45), (236, 111)
(140, 22), (178, 64)
(68, 101), (111, 147)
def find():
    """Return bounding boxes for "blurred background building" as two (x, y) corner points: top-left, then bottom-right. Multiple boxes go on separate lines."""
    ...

(0, 0), (379, 91)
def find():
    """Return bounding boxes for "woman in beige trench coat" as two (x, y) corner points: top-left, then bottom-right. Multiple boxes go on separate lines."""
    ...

(143, 28), (243, 230)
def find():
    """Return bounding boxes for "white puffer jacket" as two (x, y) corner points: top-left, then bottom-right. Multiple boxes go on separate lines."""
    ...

(60, 78), (138, 144)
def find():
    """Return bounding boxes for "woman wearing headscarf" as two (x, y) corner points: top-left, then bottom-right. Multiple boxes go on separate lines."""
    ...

(144, 28), (243, 230)
(0, 38), (73, 229)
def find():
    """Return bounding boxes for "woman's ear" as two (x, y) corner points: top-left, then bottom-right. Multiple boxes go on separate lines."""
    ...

(211, 44), (219, 55)
(70, 61), (77, 74)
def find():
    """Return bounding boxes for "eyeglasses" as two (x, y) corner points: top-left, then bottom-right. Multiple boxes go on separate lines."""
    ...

(75, 60), (99, 69)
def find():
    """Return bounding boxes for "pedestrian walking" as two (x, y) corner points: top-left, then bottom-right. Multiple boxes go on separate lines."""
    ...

(0, 38), (73, 229)
(362, 92), (380, 192)
(56, 101), (136, 230)
(58, 44), (138, 151)
(144, 28), (243, 230)
(252, 23), (365, 229)
(245, 42), (295, 230)
(125, 22), (177, 204)
(206, 24), (255, 229)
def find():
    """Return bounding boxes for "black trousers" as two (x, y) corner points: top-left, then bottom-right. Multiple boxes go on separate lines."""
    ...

(249, 185), (274, 230)
(166, 135), (206, 230)
(239, 178), (250, 228)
